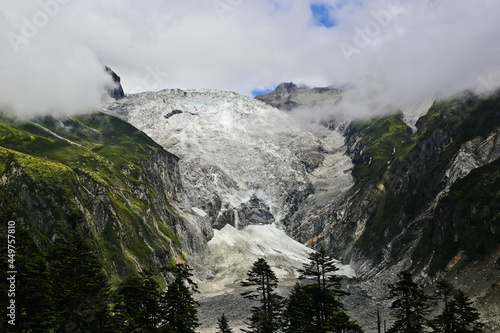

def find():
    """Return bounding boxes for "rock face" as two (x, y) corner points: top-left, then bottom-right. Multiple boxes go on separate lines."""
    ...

(255, 82), (342, 113)
(105, 66), (125, 99)
(103, 85), (500, 331)
(0, 112), (205, 278)
(256, 86), (500, 332)
(106, 89), (354, 235)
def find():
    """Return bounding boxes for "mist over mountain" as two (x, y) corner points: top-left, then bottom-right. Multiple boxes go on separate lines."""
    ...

(1, 1), (500, 332)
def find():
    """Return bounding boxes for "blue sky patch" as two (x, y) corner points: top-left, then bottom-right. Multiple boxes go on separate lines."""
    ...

(310, 3), (336, 28)
(251, 87), (275, 97)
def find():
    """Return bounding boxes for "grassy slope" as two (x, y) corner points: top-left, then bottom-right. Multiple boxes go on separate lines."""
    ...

(0, 112), (183, 280)
(347, 93), (500, 274)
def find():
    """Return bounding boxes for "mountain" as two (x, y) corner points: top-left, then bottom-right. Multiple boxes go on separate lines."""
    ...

(106, 86), (500, 331)
(255, 82), (342, 112)
(1, 81), (499, 332)
(258, 86), (500, 331)
(105, 88), (354, 232)
(0, 111), (200, 280)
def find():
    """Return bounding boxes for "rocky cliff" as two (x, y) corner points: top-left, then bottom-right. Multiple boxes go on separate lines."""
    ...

(2, 81), (499, 331)
(258, 86), (500, 331)
(0, 111), (207, 280)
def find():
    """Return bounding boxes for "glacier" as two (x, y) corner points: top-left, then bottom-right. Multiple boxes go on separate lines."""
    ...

(106, 88), (354, 231)
(105, 88), (357, 332)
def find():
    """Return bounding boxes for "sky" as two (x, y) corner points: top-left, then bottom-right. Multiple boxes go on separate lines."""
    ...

(0, 0), (499, 117)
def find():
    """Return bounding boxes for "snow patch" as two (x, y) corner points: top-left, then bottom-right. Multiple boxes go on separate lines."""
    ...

(401, 98), (434, 132)
(192, 207), (208, 217)
(199, 224), (355, 298)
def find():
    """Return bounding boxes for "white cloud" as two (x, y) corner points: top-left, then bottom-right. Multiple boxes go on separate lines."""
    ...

(0, 0), (499, 117)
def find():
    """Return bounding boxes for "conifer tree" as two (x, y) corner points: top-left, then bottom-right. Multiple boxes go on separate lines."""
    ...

(429, 280), (484, 333)
(296, 247), (361, 333)
(387, 270), (429, 333)
(328, 310), (365, 333)
(283, 282), (312, 333)
(217, 313), (233, 333)
(49, 235), (112, 332)
(161, 263), (200, 333)
(47, 213), (112, 333)
(241, 258), (283, 333)
(16, 229), (56, 332)
(114, 269), (163, 332)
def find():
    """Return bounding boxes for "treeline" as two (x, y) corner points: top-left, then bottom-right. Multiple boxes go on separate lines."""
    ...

(1, 228), (485, 333)
(236, 248), (363, 333)
(385, 271), (484, 333)
(229, 249), (484, 333)
(0, 227), (199, 333)
(225, 249), (484, 333)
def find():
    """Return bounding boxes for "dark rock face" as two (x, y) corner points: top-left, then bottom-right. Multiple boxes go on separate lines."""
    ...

(164, 109), (183, 119)
(207, 195), (275, 231)
(255, 82), (345, 129)
(255, 82), (299, 111)
(236, 196), (275, 227)
(105, 66), (125, 99)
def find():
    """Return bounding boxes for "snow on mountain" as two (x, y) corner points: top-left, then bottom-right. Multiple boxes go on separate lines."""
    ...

(195, 223), (355, 332)
(105, 89), (357, 332)
(106, 88), (354, 228)
(199, 223), (355, 297)
(401, 98), (434, 132)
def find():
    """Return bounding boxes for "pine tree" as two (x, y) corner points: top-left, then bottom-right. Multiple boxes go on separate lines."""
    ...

(16, 229), (56, 332)
(161, 263), (200, 333)
(241, 258), (283, 333)
(217, 313), (233, 333)
(328, 310), (365, 333)
(296, 247), (360, 333)
(49, 233), (112, 333)
(114, 269), (164, 332)
(429, 280), (455, 333)
(430, 280), (484, 333)
(283, 282), (313, 333)
(387, 270), (429, 333)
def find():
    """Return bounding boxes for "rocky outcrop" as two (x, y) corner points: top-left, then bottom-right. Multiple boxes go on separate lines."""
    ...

(258, 87), (500, 331)
(0, 112), (199, 278)
(255, 82), (342, 117)
(105, 66), (125, 99)
(106, 89), (353, 237)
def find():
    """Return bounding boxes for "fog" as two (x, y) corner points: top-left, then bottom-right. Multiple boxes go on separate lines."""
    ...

(0, 0), (498, 117)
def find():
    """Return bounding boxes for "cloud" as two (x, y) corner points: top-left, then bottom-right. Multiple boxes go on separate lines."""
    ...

(0, 0), (114, 117)
(0, 0), (499, 118)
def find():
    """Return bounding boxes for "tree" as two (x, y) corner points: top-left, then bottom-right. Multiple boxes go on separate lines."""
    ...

(45, 212), (113, 332)
(387, 270), (429, 333)
(114, 269), (163, 332)
(283, 282), (313, 333)
(430, 280), (484, 333)
(328, 310), (365, 333)
(16, 229), (56, 332)
(47, 223), (112, 333)
(296, 247), (361, 333)
(241, 258), (283, 333)
(161, 263), (200, 333)
(217, 313), (233, 333)
(0, 228), (56, 332)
